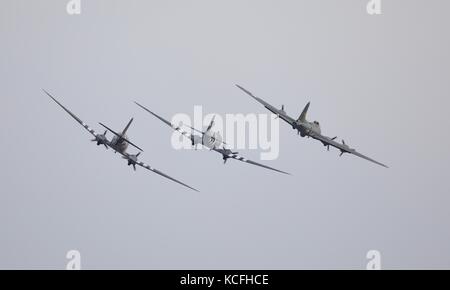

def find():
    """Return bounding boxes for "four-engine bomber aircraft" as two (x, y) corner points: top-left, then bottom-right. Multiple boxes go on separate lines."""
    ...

(44, 89), (199, 191)
(134, 102), (290, 175)
(235, 85), (388, 168)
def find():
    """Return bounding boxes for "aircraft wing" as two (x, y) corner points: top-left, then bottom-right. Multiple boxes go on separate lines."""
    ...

(134, 102), (194, 141)
(310, 133), (388, 168)
(212, 148), (291, 175)
(235, 84), (297, 126)
(44, 89), (103, 139)
(120, 152), (199, 192)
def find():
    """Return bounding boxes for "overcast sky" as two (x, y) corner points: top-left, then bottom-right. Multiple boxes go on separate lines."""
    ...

(1, 0), (449, 269)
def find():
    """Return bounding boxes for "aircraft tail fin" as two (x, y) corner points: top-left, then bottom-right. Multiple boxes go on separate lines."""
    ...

(297, 102), (310, 122)
(121, 118), (134, 136)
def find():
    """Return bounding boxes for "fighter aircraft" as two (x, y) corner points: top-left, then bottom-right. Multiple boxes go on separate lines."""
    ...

(134, 101), (290, 175)
(235, 85), (388, 168)
(44, 89), (199, 191)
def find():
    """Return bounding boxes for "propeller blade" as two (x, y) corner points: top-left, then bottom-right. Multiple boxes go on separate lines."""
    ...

(206, 115), (216, 132)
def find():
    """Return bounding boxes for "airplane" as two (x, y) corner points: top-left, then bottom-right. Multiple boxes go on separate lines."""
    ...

(134, 101), (291, 175)
(44, 89), (199, 191)
(235, 85), (388, 168)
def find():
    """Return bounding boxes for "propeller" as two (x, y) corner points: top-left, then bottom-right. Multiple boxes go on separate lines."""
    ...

(223, 152), (238, 164)
(221, 146), (239, 164)
(275, 105), (285, 120)
(339, 140), (346, 156)
(190, 126), (198, 150)
(326, 136), (337, 151)
(122, 152), (141, 171)
(222, 145), (229, 164)
(175, 121), (197, 149)
(91, 130), (109, 149)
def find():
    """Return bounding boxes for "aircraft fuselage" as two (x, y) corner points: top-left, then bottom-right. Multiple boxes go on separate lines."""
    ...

(295, 120), (321, 137)
(110, 135), (129, 153)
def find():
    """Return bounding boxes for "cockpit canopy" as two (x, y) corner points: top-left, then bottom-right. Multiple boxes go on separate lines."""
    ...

(313, 121), (320, 125)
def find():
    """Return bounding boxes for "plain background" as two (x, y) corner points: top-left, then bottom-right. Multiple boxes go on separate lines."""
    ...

(1, 0), (449, 269)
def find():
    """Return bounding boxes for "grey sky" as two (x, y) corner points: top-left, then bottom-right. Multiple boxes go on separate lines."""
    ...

(1, 0), (449, 269)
